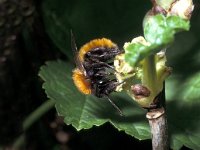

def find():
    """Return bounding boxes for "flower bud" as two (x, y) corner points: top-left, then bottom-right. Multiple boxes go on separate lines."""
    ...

(170, 0), (194, 20)
(131, 84), (151, 99)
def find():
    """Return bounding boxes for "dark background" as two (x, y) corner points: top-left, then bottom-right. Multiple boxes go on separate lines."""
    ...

(0, 0), (199, 149)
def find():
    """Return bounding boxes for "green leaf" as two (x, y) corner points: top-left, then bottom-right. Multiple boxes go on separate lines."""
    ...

(41, 1), (71, 57)
(166, 73), (200, 150)
(39, 60), (200, 150)
(41, 0), (151, 59)
(39, 59), (200, 150)
(166, 16), (190, 32)
(144, 14), (174, 46)
(178, 72), (200, 101)
(125, 42), (152, 66)
(164, 17), (200, 148)
(39, 60), (151, 140)
(144, 15), (189, 45)
(125, 14), (190, 66)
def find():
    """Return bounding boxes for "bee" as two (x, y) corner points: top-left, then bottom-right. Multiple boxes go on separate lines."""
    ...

(71, 31), (123, 116)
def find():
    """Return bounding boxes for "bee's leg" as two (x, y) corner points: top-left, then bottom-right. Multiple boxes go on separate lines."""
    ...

(99, 62), (115, 70)
(91, 60), (118, 72)
(93, 80), (124, 116)
(95, 70), (110, 77)
(84, 61), (111, 70)
(105, 95), (123, 116)
(103, 80), (124, 92)
(92, 60), (115, 69)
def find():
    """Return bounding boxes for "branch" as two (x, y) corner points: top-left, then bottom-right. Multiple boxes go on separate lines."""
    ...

(147, 107), (169, 150)
(146, 87), (169, 150)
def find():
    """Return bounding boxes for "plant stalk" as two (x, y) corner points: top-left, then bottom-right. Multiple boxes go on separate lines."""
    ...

(143, 55), (169, 150)
(142, 55), (157, 95)
(146, 88), (169, 150)
(147, 108), (169, 150)
(13, 99), (55, 149)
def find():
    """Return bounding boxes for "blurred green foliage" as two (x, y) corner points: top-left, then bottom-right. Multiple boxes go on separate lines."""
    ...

(41, 0), (150, 57)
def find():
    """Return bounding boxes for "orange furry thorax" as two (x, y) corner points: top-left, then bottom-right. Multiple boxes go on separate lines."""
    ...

(72, 68), (91, 95)
(78, 38), (117, 62)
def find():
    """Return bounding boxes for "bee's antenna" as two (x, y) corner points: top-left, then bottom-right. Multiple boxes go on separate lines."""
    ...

(70, 29), (78, 52)
(70, 29), (86, 73)
(106, 96), (124, 116)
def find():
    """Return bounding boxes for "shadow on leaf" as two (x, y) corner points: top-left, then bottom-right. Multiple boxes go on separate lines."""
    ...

(167, 99), (200, 139)
(91, 93), (147, 123)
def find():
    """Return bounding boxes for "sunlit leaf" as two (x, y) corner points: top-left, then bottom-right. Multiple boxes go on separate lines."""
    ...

(124, 15), (190, 66)
(39, 61), (151, 140)
(39, 58), (200, 150)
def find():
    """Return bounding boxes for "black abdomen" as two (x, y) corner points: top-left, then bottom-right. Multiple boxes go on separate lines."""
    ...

(84, 46), (122, 98)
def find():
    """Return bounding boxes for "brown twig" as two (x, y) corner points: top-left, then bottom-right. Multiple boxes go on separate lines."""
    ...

(146, 86), (169, 150)
(147, 107), (169, 150)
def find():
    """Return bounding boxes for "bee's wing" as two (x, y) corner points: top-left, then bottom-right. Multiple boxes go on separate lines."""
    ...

(70, 30), (86, 73)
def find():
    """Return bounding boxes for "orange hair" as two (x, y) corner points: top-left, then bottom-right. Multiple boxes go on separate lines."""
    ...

(72, 68), (91, 95)
(78, 38), (117, 62)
